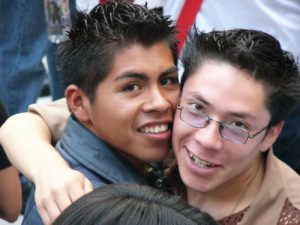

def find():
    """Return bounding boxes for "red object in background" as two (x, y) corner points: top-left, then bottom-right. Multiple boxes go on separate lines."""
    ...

(176, 0), (204, 54)
(98, 0), (203, 54)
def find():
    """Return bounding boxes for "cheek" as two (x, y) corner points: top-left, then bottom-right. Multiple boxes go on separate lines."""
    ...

(172, 114), (188, 150)
(223, 143), (261, 170)
(168, 91), (180, 113)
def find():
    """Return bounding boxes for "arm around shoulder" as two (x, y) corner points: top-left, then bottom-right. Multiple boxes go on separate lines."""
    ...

(0, 103), (93, 224)
(0, 112), (64, 181)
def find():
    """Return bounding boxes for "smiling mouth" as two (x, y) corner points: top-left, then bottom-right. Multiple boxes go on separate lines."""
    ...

(140, 124), (169, 134)
(189, 151), (216, 168)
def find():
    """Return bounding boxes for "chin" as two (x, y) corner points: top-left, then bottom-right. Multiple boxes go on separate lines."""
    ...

(148, 148), (170, 161)
(146, 153), (168, 162)
(181, 173), (211, 193)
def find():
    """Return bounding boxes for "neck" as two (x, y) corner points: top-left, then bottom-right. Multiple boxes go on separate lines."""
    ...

(82, 120), (147, 174)
(118, 151), (147, 174)
(187, 158), (265, 220)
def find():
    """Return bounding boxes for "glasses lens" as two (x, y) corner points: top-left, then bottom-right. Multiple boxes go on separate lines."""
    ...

(181, 107), (208, 128)
(221, 123), (248, 144)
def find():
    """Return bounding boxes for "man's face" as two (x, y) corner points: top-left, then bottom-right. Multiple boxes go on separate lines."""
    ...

(84, 41), (179, 166)
(172, 60), (279, 195)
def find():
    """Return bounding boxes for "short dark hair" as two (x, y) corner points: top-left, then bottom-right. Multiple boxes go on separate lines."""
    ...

(53, 183), (217, 225)
(181, 28), (300, 127)
(58, 1), (178, 102)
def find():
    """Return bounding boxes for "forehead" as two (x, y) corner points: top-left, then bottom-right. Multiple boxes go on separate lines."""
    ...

(182, 61), (270, 121)
(105, 41), (175, 80)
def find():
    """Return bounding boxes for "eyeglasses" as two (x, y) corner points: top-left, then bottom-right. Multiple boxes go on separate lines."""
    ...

(177, 106), (269, 144)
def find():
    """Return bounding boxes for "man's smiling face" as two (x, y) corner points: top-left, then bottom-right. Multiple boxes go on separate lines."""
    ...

(83, 41), (180, 166)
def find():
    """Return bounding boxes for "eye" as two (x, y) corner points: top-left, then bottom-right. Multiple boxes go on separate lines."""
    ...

(190, 103), (204, 112)
(230, 121), (248, 130)
(160, 77), (178, 86)
(123, 84), (140, 92)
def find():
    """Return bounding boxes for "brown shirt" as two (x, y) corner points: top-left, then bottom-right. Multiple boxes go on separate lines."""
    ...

(29, 99), (300, 225)
(218, 150), (300, 225)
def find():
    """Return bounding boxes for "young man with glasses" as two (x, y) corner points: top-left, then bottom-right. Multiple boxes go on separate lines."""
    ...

(169, 29), (300, 224)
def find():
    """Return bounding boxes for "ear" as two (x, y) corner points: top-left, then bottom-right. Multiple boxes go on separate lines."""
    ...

(260, 121), (284, 152)
(65, 84), (91, 123)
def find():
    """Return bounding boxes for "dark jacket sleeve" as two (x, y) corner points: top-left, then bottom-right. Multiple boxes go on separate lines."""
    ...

(0, 99), (11, 169)
(0, 146), (11, 169)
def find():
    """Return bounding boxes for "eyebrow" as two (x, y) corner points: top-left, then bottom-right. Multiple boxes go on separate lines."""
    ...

(189, 92), (210, 106)
(161, 66), (178, 77)
(115, 66), (178, 81)
(115, 72), (148, 81)
(227, 111), (256, 120)
(189, 92), (256, 120)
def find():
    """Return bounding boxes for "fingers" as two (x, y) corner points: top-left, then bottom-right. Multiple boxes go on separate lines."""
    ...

(83, 178), (93, 194)
(35, 185), (71, 225)
(38, 199), (62, 225)
(54, 188), (73, 216)
(68, 181), (88, 203)
(34, 170), (92, 224)
(38, 206), (51, 225)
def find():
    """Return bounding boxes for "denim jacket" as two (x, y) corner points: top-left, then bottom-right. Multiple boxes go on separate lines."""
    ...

(22, 117), (146, 225)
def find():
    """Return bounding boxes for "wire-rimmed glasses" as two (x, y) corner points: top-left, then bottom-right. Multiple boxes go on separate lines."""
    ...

(177, 105), (268, 144)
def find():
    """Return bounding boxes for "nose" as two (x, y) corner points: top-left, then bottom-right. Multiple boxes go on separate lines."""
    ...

(194, 120), (223, 150)
(142, 87), (170, 112)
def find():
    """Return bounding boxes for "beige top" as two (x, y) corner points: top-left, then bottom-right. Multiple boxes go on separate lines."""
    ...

(29, 99), (300, 225)
(218, 150), (300, 225)
(246, 150), (300, 225)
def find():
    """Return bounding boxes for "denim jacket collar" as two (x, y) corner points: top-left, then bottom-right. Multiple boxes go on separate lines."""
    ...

(57, 117), (146, 185)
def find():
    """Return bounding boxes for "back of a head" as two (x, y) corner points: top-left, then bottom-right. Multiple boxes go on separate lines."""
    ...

(181, 28), (300, 127)
(53, 183), (218, 225)
(58, 0), (178, 102)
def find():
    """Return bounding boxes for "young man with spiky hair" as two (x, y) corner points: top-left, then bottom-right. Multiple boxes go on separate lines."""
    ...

(20, 1), (180, 224)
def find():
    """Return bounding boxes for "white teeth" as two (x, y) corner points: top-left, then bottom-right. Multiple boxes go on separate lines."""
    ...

(140, 125), (168, 134)
(189, 152), (215, 168)
(155, 126), (159, 133)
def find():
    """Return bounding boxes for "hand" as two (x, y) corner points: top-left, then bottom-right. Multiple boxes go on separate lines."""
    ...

(34, 168), (93, 225)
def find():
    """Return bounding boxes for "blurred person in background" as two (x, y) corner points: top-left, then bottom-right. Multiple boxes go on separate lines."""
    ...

(0, 100), (22, 222)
